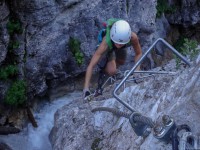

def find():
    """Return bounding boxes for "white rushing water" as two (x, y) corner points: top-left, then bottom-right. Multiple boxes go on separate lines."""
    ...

(0, 91), (82, 150)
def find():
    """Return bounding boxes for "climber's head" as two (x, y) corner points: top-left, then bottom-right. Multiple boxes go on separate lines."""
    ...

(110, 20), (131, 48)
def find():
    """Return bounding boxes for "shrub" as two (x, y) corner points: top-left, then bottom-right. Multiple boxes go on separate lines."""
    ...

(0, 65), (18, 80)
(68, 37), (84, 66)
(174, 38), (200, 68)
(180, 38), (199, 59)
(4, 80), (27, 107)
(8, 41), (20, 52)
(6, 19), (23, 35)
(156, 0), (176, 18)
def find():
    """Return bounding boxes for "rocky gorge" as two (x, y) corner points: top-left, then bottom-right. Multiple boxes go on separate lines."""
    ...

(0, 0), (200, 149)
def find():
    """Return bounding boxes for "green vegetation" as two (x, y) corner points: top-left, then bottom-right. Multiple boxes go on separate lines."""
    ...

(2, 18), (27, 107)
(174, 38), (200, 68)
(4, 80), (27, 107)
(6, 19), (23, 35)
(8, 41), (20, 52)
(6, 18), (22, 64)
(179, 38), (199, 59)
(0, 65), (18, 80)
(68, 37), (84, 66)
(156, 0), (176, 18)
(91, 138), (102, 150)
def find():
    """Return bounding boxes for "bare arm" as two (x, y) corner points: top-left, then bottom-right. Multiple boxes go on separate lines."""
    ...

(84, 37), (108, 89)
(130, 32), (142, 70)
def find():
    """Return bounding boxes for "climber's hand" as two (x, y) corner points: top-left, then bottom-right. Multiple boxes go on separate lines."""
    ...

(83, 88), (91, 99)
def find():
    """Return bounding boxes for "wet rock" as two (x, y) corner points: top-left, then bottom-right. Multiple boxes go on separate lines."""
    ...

(0, 141), (12, 150)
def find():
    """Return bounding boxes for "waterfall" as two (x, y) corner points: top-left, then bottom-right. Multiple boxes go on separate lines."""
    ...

(0, 91), (82, 150)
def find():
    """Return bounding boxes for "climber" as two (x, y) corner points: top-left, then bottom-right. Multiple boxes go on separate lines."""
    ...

(83, 18), (142, 99)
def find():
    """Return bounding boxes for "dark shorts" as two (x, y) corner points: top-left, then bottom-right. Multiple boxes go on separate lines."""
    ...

(108, 47), (127, 61)
(98, 47), (127, 69)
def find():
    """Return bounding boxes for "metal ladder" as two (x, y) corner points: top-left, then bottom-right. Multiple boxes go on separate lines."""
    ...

(111, 38), (193, 142)
(113, 38), (191, 112)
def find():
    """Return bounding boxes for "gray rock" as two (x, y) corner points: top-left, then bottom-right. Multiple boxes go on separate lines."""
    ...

(50, 56), (200, 149)
(0, 1), (9, 64)
(0, 0), (199, 106)
(50, 99), (103, 150)
(167, 0), (200, 27)
(0, 0), (158, 100)
(166, 0), (200, 41)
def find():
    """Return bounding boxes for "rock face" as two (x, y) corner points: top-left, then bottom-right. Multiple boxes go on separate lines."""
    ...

(0, 0), (157, 101)
(0, 0), (200, 102)
(0, 1), (9, 64)
(0, 0), (200, 145)
(50, 55), (200, 149)
(167, 0), (200, 27)
(167, 0), (200, 41)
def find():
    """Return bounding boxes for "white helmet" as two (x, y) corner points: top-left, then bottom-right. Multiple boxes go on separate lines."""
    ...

(110, 20), (131, 44)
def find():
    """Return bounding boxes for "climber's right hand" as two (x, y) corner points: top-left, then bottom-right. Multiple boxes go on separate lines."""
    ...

(83, 88), (91, 99)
